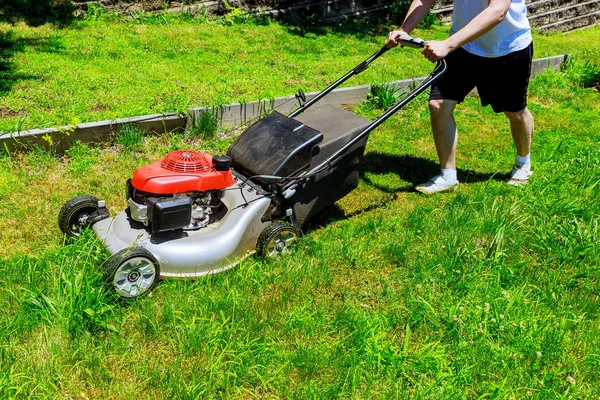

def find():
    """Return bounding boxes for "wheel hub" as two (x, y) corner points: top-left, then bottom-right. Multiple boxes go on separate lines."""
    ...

(77, 213), (90, 225)
(127, 271), (141, 282)
(275, 241), (286, 251)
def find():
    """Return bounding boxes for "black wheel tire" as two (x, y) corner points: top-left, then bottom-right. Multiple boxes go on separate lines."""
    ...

(58, 195), (100, 237)
(256, 221), (301, 259)
(104, 247), (160, 299)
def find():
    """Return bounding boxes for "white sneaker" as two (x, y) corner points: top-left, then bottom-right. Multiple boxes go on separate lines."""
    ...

(508, 164), (533, 186)
(415, 175), (459, 195)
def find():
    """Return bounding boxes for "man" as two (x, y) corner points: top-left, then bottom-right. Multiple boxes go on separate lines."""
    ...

(386, 0), (534, 194)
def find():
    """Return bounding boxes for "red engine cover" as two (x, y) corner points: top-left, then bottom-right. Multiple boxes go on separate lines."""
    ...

(131, 150), (235, 194)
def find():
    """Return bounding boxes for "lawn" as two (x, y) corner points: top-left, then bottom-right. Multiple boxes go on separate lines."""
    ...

(0, 12), (599, 399)
(0, 11), (598, 133)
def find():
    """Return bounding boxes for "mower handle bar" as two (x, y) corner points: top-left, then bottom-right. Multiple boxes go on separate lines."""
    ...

(288, 35), (426, 119)
(283, 53), (447, 191)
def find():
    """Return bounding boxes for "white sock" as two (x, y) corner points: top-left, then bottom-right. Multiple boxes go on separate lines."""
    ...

(516, 153), (530, 168)
(441, 168), (458, 183)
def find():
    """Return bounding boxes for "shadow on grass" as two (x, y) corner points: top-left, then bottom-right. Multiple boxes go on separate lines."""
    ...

(305, 152), (509, 230)
(0, 31), (64, 97)
(361, 152), (510, 191)
(282, 18), (393, 40)
(275, 3), (399, 40)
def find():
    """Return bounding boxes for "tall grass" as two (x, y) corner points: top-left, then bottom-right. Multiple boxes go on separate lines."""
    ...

(8, 232), (115, 338)
(0, 65), (598, 397)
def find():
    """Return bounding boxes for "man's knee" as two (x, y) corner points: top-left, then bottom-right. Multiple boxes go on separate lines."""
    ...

(504, 108), (532, 124)
(429, 99), (456, 123)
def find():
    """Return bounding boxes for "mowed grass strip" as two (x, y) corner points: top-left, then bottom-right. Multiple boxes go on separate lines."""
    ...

(0, 14), (438, 134)
(0, 13), (598, 133)
(0, 17), (599, 399)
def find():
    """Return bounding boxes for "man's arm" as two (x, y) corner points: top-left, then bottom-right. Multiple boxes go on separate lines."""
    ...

(422, 0), (512, 61)
(386, 0), (436, 48)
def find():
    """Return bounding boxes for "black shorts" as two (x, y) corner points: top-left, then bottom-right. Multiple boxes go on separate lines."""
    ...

(430, 42), (533, 113)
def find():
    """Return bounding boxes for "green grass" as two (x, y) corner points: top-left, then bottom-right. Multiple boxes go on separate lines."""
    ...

(0, 15), (599, 399)
(0, 13), (598, 134)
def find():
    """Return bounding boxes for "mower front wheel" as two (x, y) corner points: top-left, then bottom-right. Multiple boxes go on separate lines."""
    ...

(58, 195), (102, 237)
(104, 247), (160, 299)
(256, 221), (301, 259)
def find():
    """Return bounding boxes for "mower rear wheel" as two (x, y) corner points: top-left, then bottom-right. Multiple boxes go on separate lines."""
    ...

(257, 221), (301, 259)
(104, 247), (160, 299)
(58, 195), (101, 237)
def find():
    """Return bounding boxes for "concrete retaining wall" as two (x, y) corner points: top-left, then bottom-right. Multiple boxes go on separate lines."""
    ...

(0, 55), (567, 154)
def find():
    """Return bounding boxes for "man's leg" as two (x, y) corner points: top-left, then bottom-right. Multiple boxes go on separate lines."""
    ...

(505, 107), (534, 185)
(430, 99), (458, 170)
(505, 107), (534, 157)
(415, 99), (460, 195)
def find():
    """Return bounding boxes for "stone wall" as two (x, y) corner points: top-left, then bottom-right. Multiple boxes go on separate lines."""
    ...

(77, 0), (394, 22)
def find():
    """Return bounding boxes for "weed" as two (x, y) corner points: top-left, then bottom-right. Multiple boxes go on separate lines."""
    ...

(114, 124), (145, 151)
(155, 93), (191, 114)
(563, 57), (600, 88)
(85, 3), (105, 21)
(39, 117), (80, 152)
(362, 81), (404, 110)
(13, 116), (29, 133)
(220, 0), (259, 25)
(187, 109), (218, 140)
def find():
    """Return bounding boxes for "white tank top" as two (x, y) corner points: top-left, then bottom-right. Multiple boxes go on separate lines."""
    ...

(450, 0), (532, 58)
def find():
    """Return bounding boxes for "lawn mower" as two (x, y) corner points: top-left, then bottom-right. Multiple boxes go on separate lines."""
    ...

(58, 36), (446, 299)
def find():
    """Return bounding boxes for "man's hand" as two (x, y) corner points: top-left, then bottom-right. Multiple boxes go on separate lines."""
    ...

(422, 40), (454, 62)
(386, 29), (409, 48)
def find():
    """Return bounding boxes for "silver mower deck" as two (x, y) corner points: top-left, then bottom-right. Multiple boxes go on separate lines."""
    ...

(92, 180), (271, 278)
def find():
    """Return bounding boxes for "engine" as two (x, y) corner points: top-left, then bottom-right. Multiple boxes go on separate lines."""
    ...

(126, 150), (235, 234)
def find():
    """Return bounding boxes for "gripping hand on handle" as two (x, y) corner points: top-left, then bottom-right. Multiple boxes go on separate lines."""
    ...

(386, 30), (452, 62)
(385, 30), (409, 48)
(422, 40), (453, 62)
(386, 32), (427, 49)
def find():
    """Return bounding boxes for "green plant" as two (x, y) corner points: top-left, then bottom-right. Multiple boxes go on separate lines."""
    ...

(114, 124), (145, 151)
(418, 11), (438, 29)
(563, 57), (600, 88)
(156, 93), (191, 114)
(188, 109), (218, 140)
(221, 0), (256, 25)
(85, 2), (104, 21)
(0, 0), (74, 26)
(363, 81), (404, 110)
(40, 117), (80, 152)
(390, 0), (414, 25)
